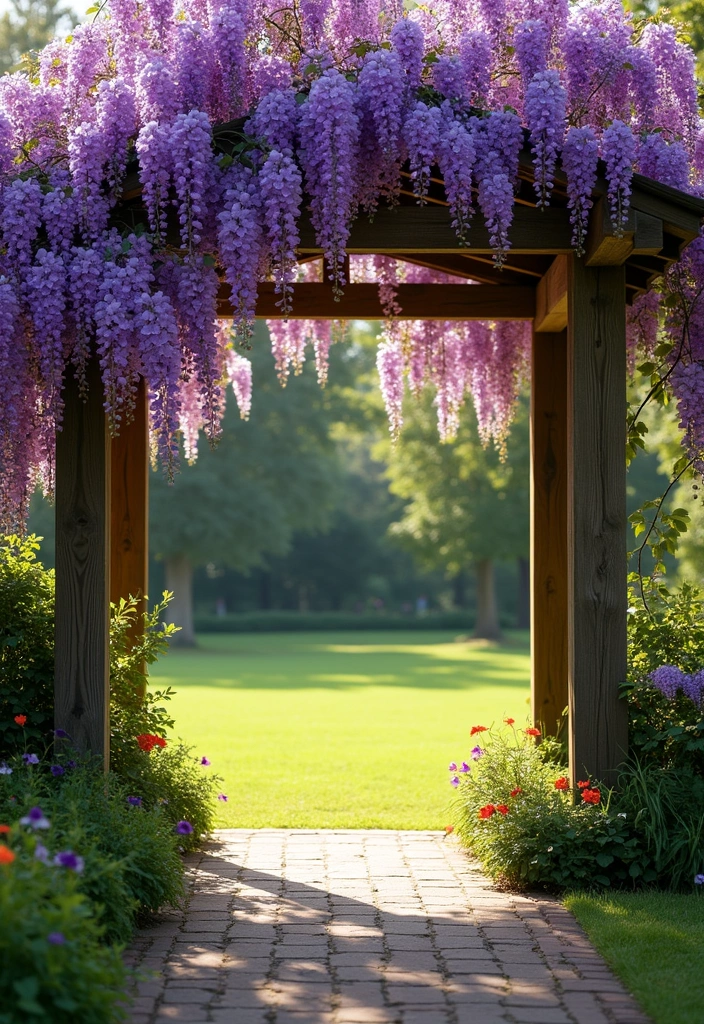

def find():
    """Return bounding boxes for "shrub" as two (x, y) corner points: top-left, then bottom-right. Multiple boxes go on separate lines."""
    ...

(0, 757), (185, 944)
(450, 721), (654, 890)
(0, 824), (127, 1024)
(624, 580), (704, 774)
(0, 536), (54, 757)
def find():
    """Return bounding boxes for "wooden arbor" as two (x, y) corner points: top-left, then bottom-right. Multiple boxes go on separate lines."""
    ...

(54, 153), (704, 782)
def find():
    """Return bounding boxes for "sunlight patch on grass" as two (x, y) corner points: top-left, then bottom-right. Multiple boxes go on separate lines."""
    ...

(150, 630), (531, 829)
(566, 891), (704, 1024)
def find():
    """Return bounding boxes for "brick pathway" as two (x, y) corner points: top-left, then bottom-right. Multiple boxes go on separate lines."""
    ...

(125, 830), (650, 1024)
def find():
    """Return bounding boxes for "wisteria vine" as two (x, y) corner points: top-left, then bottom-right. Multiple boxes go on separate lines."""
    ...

(0, 0), (704, 528)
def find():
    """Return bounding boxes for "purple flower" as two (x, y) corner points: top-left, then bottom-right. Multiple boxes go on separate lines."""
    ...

(53, 850), (84, 873)
(22, 753), (39, 765)
(200, 757), (211, 766)
(471, 746), (484, 760)
(20, 807), (51, 830)
(651, 665), (688, 699)
(0, 763), (12, 776)
(217, 794), (228, 802)
(66, 760), (77, 770)
(50, 765), (65, 777)
(54, 729), (71, 740)
(34, 842), (50, 864)
(127, 796), (143, 807)
(47, 932), (66, 945)
(460, 762), (471, 773)
(176, 820), (194, 835)
(695, 874), (704, 885)
(448, 762), (458, 772)
(450, 776), (460, 788)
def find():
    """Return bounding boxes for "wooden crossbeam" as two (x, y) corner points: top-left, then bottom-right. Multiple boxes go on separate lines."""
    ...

(586, 198), (664, 266)
(297, 205), (574, 255)
(534, 256), (568, 333)
(218, 282), (536, 320)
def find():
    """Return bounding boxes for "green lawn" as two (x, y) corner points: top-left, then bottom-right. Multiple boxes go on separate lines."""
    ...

(150, 629), (530, 829)
(566, 892), (704, 1024)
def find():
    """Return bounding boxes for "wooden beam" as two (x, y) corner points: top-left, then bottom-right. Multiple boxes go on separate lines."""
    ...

(55, 357), (111, 762)
(110, 378), (149, 666)
(233, 282), (536, 321)
(566, 259), (629, 785)
(534, 256), (568, 332)
(586, 198), (664, 266)
(531, 329), (568, 736)
(298, 204), (574, 255)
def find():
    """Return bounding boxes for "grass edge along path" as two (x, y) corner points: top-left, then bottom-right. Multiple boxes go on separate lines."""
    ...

(565, 891), (704, 1024)
(149, 629), (531, 830)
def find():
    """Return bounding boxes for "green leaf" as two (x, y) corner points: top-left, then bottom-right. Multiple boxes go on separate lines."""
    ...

(596, 852), (614, 867)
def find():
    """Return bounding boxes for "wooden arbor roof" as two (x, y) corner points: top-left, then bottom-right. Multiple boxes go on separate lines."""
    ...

(56, 142), (704, 786)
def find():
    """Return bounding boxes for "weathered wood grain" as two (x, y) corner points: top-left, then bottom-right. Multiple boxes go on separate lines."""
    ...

(531, 330), (569, 736)
(55, 357), (111, 762)
(110, 378), (149, 691)
(228, 282), (536, 320)
(566, 260), (629, 785)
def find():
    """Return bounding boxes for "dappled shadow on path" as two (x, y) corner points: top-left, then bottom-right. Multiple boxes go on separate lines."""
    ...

(125, 830), (650, 1024)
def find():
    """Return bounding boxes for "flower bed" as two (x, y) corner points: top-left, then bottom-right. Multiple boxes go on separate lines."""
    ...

(0, 534), (222, 1021)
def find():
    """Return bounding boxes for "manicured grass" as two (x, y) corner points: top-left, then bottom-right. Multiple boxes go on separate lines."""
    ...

(566, 892), (704, 1024)
(149, 630), (530, 829)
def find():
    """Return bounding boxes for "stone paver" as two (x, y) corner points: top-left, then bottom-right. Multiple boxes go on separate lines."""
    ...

(124, 830), (650, 1024)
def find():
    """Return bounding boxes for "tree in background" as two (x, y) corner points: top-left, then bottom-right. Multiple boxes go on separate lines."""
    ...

(149, 324), (341, 644)
(626, 0), (704, 72)
(382, 393), (530, 640)
(0, 0), (73, 74)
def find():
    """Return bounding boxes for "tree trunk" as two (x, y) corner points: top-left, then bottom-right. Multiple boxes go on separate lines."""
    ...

(516, 556), (530, 630)
(165, 555), (196, 647)
(473, 559), (502, 640)
(259, 569), (272, 610)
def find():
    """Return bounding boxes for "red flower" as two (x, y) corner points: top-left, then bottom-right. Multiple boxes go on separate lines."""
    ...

(444, 824), (454, 834)
(510, 787), (522, 797)
(470, 725), (488, 736)
(0, 825), (10, 834)
(503, 718), (515, 725)
(524, 727), (541, 737)
(478, 804), (496, 819)
(137, 734), (167, 753)
(577, 780), (590, 789)
(0, 846), (15, 865)
(496, 804), (509, 815)
(14, 715), (26, 726)
(581, 788), (601, 805)
(554, 777), (570, 791)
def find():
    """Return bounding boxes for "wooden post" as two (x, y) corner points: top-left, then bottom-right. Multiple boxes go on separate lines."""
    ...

(566, 258), (629, 785)
(110, 378), (149, 620)
(530, 330), (568, 737)
(55, 358), (111, 761)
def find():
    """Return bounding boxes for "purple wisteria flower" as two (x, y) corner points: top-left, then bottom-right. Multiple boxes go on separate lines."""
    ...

(176, 820), (194, 835)
(448, 762), (458, 772)
(471, 746), (484, 760)
(694, 874), (704, 885)
(200, 757), (211, 766)
(54, 851), (84, 873)
(450, 776), (460, 788)
(22, 753), (39, 765)
(127, 796), (143, 807)
(20, 807), (50, 830)
(34, 842), (50, 864)
(47, 932), (66, 945)
(50, 765), (65, 777)
(0, 763), (12, 776)
(217, 794), (228, 802)
(460, 762), (471, 774)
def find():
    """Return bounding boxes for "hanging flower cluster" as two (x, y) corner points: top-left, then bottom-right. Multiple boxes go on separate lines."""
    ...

(1, 0), (704, 527)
